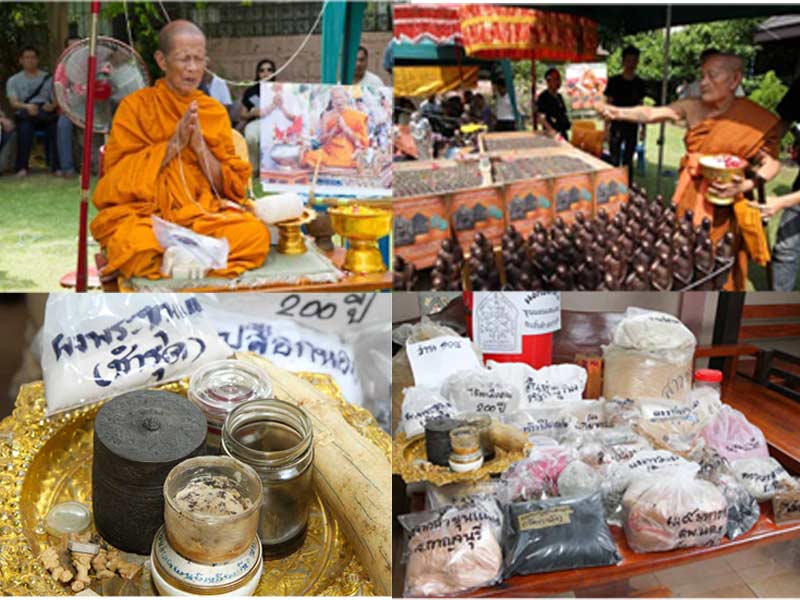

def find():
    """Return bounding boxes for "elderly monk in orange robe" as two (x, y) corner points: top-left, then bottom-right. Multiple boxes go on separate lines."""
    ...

(92, 20), (269, 279)
(302, 87), (368, 169)
(597, 52), (781, 290)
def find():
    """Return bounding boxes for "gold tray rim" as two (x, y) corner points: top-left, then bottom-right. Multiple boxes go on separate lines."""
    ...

(0, 370), (388, 597)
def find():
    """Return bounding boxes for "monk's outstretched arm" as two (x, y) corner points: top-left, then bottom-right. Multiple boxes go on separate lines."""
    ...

(597, 101), (686, 124)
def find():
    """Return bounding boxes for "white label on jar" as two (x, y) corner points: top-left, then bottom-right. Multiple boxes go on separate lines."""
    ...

(473, 292), (561, 354)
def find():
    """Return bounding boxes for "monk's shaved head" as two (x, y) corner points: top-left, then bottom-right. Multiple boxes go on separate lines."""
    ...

(704, 52), (744, 75)
(158, 20), (205, 55)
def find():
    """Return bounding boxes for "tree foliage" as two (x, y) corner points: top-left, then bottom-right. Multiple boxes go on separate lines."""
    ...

(101, 1), (169, 80)
(604, 18), (763, 102)
(0, 2), (48, 109)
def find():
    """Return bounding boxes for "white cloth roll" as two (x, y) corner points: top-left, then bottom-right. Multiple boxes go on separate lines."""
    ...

(253, 192), (305, 224)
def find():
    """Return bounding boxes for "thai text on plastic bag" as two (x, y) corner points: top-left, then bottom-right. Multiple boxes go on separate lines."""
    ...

(398, 500), (503, 597)
(603, 450), (698, 525)
(425, 482), (505, 540)
(486, 361), (587, 405)
(441, 368), (521, 416)
(41, 294), (232, 416)
(622, 470), (727, 553)
(732, 457), (799, 501)
(701, 405), (769, 463)
(503, 492), (621, 577)
(635, 397), (707, 455)
(503, 399), (606, 442)
(152, 216), (229, 270)
(199, 294), (365, 409)
(399, 387), (456, 438)
(603, 308), (696, 401)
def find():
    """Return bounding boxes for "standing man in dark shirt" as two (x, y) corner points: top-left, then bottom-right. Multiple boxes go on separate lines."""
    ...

(536, 68), (570, 139)
(604, 45), (646, 180)
(749, 78), (800, 290)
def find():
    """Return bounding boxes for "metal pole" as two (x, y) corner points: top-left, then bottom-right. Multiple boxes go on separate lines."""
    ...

(656, 4), (672, 197)
(77, 0), (100, 292)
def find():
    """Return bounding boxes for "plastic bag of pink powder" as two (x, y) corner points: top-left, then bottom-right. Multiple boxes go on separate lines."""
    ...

(500, 446), (576, 502)
(701, 405), (768, 463)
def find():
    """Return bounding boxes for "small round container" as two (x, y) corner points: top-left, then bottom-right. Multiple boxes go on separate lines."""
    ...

(449, 449), (484, 473)
(150, 526), (262, 596)
(425, 417), (462, 467)
(221, 399), (314, 557)
(694, 369), (723, 395)
(460, 413), (493, 460)
(189, 360), (273, 453)
(164, 456), (262, 564)
(449, 426), (481, 456)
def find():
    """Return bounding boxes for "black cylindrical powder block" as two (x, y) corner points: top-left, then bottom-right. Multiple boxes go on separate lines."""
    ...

(92, 389), (207, 554)
(425, 417), (462, 467)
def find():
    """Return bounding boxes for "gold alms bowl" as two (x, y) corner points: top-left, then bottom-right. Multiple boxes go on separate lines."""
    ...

(699, 154), (747, 206)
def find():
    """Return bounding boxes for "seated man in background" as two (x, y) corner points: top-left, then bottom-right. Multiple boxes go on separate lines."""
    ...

(92, 19), (269, 280)
(597, 52), (781, 291)
(302, 87), (368, 169)
(6, 46), (59, 176)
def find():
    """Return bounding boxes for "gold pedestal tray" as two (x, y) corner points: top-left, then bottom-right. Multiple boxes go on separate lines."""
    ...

(0, 373), (385, 596)
(328, 205), (391, 274)
(276, 208), (316, 255)
(391, 432), (530, 486)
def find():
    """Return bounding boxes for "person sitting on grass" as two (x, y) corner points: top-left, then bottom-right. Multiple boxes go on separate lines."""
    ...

(596, 52), (781, 291)
(91, 19), (269, 281)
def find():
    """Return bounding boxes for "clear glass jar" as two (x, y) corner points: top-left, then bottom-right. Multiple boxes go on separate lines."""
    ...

(449, 426), (481, 456)
(694, 369), (723, 396)
(163, 456), (262, 564)
(460, 413), (493, 458)
(188, 360), (273, 453)
(221, 399), (314, 557)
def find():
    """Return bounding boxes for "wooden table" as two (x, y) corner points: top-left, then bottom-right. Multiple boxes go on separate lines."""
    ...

(396, 373), (800, 598)
(106, 248), (391, 293)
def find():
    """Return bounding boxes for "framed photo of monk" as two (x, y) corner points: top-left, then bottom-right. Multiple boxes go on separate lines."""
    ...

(259, 82), (393, 198)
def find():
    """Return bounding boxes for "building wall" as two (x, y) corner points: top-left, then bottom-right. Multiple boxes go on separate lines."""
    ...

(205, 31), (392, 100)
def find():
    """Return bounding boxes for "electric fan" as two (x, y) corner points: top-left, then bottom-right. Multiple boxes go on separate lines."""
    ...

(53, 36), (150, 133)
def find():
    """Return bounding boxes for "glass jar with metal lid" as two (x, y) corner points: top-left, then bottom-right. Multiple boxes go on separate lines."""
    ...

(189, 359), (273, 453)
(221, 398), (314, 557)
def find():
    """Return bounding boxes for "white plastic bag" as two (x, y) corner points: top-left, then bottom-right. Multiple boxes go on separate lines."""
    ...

(636, 397), (706, 455)
(41, 294), (232, 416)
(425, 482), (504, 540)
(500, 446), (576, 501)
(398, 387), (456, 438)
(732, 457), (799, 501)
(487, 361), (587, 405)
(152, 216), (229, 270)
(603, 308), (696, 401)
(504, 400), (605, 442)
(701, 405), (769, 463)
(399, 501), (503, 597)
(623, 471), (727, 552)
(441, 368), (521, 417)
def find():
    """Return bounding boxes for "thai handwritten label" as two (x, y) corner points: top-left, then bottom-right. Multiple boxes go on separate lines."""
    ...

(525, 379), (583, 403)
(642, 402), (696, 423)
(50, 298), (207, 388)
(407, 336), (481, 389)
(518, 506), (573, 531)
(774, 490), (800, 525)
(218, 322), (355, 377)
(473, 292), (560, 354)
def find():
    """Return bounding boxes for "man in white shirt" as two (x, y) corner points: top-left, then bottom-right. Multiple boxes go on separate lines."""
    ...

(354, 46), (384, 88)
(493, 81), (516, 131)
(200, 58), (232, 119)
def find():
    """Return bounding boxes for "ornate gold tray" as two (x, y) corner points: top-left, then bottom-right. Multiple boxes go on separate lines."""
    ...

(391, 432), (529, 486)
(0, 373), (387, 596)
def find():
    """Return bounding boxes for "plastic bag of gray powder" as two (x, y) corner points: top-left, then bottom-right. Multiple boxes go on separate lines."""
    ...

(503, 492), (621, 577)
(557, 461), (602, 497)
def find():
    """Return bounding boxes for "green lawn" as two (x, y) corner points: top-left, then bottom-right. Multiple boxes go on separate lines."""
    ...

(0, 173), (99, 292)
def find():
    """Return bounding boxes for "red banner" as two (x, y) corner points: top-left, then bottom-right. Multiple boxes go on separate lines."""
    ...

(393, 4), (462, 45)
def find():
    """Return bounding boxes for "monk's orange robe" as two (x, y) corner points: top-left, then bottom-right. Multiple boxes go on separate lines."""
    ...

(92, 79), (269, 279)
(673, 98), (779, 291)
(303, 108), (368, 168)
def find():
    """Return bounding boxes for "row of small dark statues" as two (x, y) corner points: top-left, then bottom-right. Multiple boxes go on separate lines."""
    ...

(394, 183), (735, 291)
